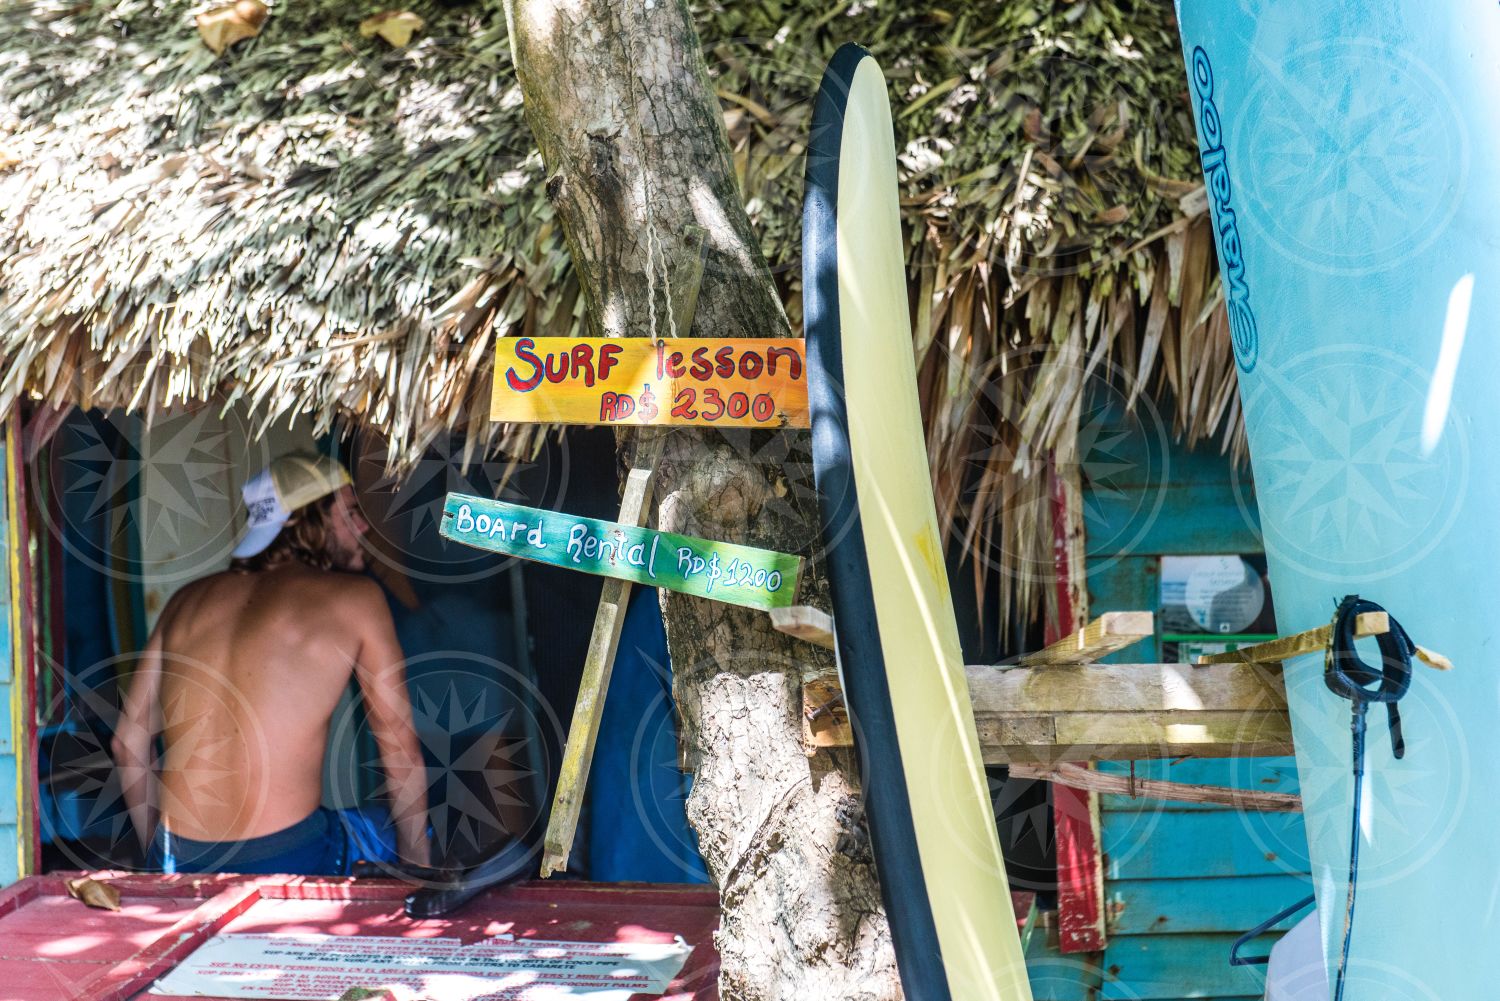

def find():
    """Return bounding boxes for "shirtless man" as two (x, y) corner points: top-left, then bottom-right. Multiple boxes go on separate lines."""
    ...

(113, 453), (431, 874)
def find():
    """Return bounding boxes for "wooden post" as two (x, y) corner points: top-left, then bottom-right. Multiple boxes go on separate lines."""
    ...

(792, 660), (1294, 762)
(539, 434), (663, 877)
(1047, 453), (1108, 955)
(3, 411), (37, 880)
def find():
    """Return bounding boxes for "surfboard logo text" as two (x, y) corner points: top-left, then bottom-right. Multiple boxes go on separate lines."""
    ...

(1192, 46), (1259, 374)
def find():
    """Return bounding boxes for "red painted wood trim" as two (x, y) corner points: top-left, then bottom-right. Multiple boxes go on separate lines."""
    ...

(10, 874), (723, 1000)
(0, 871), (41, 920)
(1047, 456), (1107, 954)
(43, 870), (256, 898)
(1052, 783), (1105, 953)
(76, 880), (266, 1001)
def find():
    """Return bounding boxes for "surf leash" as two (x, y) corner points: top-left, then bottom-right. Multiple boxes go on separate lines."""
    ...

(1323, 594), (1414, 999)
(1229, 595), (1415, 1001)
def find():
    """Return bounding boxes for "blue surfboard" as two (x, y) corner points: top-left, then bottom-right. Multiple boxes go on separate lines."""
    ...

(1174, 5), (1496, 997)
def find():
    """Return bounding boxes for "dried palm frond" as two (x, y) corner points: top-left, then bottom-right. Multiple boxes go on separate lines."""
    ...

(0, 0), (1240, 631)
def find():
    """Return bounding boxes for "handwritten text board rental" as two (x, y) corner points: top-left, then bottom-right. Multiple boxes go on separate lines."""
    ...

(491, 336), (811, 428)
(441, 493), (802, 610)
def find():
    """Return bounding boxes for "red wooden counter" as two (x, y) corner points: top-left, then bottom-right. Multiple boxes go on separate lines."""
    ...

(0, 873), (721, 1001)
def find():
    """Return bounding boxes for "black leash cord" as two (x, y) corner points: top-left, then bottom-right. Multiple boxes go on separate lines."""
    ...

(1228, 892), (1315, 967)
(1228, 596), (1416, 993)
(1324, 595), (1414, 1001)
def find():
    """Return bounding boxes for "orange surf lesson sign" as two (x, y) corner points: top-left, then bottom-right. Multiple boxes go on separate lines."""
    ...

(491, 337), (810, 428)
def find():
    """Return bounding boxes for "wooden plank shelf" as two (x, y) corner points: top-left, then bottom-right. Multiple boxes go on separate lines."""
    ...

(770, 606), (1294, 763)
(797, 661), (1291, 763)
(770, 608), (1156, 665)
(1015, 611), (1154, 666)
(969, 661), (1291, 763)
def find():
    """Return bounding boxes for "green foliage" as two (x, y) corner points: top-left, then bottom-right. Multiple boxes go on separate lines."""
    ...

(0, 0), (1233, 623)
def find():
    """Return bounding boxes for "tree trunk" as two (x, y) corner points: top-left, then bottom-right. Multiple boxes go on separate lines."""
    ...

(504, 2), (902, 997)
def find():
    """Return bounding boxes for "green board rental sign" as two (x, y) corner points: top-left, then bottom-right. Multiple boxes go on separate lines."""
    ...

(440, 493), (802, 611)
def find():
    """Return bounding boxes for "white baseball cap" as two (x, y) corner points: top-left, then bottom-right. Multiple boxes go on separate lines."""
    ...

(231, 453), (353, 559)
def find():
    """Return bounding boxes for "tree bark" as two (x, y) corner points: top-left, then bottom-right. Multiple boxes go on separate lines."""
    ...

(504, 2), (902, 998)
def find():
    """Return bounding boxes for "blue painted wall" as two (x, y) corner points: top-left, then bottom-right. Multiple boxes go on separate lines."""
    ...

(1027, 412), (1312, 1000)
(0, 430), (19, 885)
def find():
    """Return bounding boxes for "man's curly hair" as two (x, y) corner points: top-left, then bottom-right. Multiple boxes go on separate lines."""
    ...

(228, 493), (341, 573)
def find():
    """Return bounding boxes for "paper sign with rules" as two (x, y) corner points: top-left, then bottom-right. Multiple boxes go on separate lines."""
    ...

(491, 336), (811, 428)
(441, 492), (803, 610)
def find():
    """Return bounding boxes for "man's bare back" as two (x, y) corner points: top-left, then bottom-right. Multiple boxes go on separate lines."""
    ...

(152, 566), (384, 839)
(115, 478), (430, 869)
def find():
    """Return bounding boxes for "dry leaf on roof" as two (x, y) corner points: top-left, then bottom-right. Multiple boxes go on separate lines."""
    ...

(0, 147), (19, 172)
(65, 876), (121, 911)
(359, 11), (423, 48)
(196, 0), (269, 55)
(0, 0), (1241, 635)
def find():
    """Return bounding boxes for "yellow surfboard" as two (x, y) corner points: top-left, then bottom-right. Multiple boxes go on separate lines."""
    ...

(803, 44), (1032, 1001)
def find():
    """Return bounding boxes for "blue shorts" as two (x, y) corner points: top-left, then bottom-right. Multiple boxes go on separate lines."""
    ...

(150, 807), (399, 875)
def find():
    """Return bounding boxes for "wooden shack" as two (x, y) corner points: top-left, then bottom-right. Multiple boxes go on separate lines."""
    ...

(0, 1), (1278, 997)
(1023, 415), (1313, 1000)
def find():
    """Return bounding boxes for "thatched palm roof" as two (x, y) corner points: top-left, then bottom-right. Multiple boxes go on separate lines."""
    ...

(0, 0), (1236, 623)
